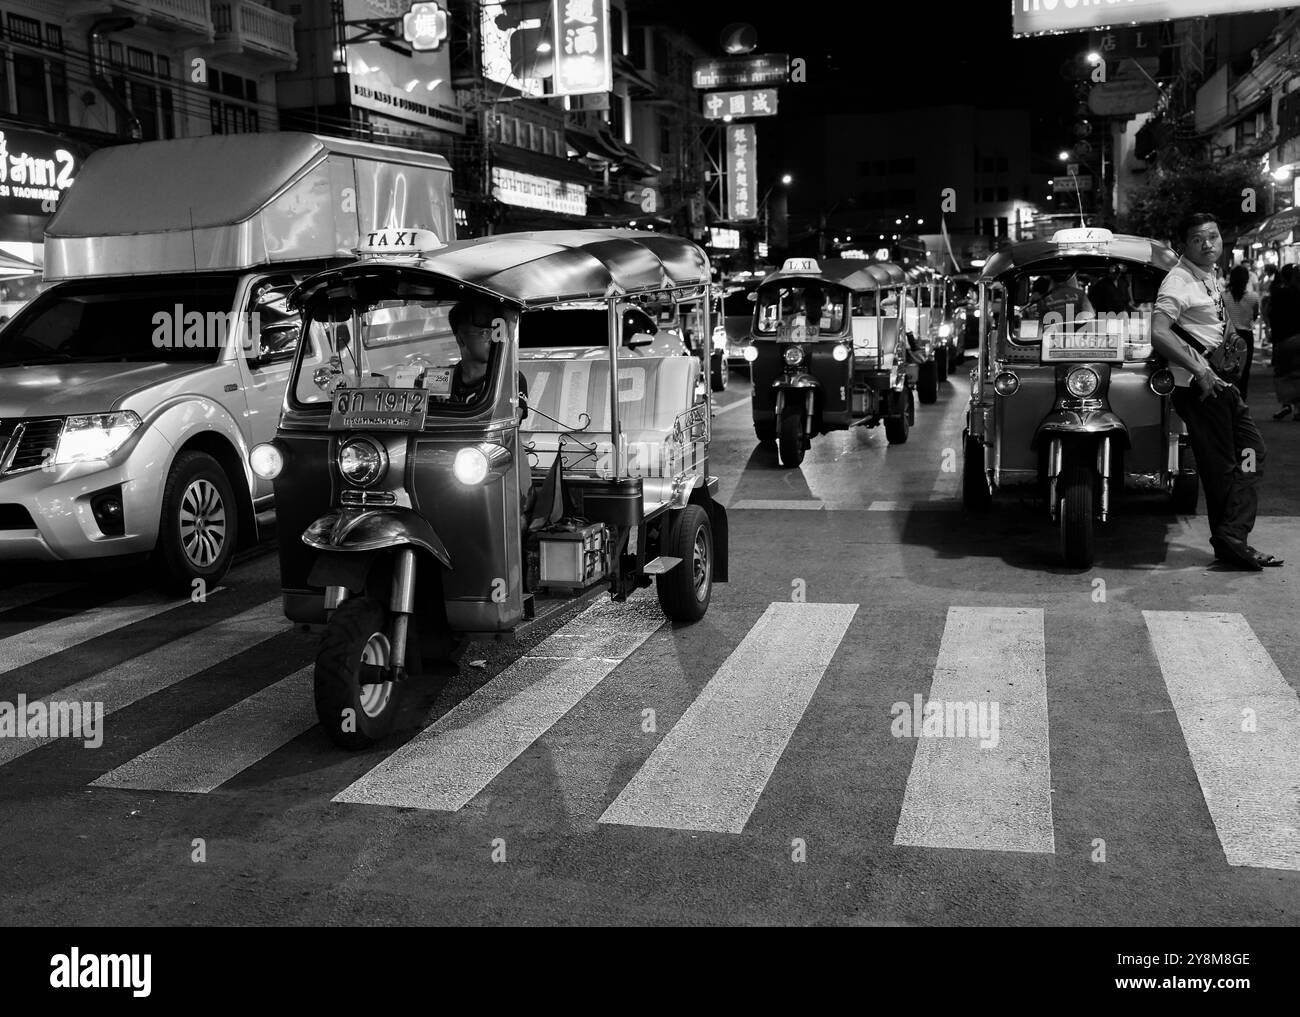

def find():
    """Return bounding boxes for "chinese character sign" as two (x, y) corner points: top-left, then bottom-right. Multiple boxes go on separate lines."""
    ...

(726, 123), (757, 221)
(552, 0), (611, 96)
(702, 89), (779, 120)
(403, 2), (448, 51)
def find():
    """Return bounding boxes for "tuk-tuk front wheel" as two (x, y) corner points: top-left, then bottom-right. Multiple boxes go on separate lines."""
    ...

(656, 505), (713, 622)
(1059, 462), (1096, 569)
(711, 352), (728, 391)
(885, 389), (912, 445)
(962, 433), (991, 512)
(315, 596), (402, 750)
(777, 407), (806, 467)
(918, 359), (939, 404)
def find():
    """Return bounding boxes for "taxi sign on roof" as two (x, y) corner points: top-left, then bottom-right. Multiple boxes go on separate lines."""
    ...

(782, 257), (820, 274)
(1051, 227), (1113, 246)
(357, 227), (444, 256)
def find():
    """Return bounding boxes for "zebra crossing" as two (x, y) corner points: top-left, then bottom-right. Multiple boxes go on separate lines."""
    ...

(1, 580), (1297, 872)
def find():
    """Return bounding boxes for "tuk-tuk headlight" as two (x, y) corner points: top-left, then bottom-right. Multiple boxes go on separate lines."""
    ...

(249, 442), (285, 480)
(783, 345), (805, 367)
(832, 343), (850, 362)
(993, 371), (1020, 396)
(939, 323), (953, 338)
(1065, 367), (1101, 398)
(338, 437), (385, 487)
(453, 446), (490, 485)
(743, 345), (759, 362)
(1150, 368), (1176, 395)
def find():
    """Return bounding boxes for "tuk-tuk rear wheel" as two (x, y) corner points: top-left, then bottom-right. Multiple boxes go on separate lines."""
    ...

(777, 408), (806, 467)
(315, 596), (402, 750)
(918, 360), (938, 404)
(1059, 462), (1096, 569)
(962, 434), (991, 512)
(885, 390), (912, 444)
(656, 505), (713, 622)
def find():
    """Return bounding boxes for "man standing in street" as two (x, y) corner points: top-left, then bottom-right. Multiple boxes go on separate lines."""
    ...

(1152, 212), (1283, 570)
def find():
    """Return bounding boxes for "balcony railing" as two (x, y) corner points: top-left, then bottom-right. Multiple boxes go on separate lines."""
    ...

(212, 0), (296, 67)
(112, 0), (215, 42)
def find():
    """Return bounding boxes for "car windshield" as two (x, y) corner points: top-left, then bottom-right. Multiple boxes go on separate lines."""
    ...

(291, 273), (505, 414)
(755, 282), (847, 336)
(0, 274), (240, 366)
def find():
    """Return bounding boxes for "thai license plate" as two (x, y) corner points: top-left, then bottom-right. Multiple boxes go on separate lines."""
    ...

(1040, 326), (1123, 363)
(329, 387), (428, 431)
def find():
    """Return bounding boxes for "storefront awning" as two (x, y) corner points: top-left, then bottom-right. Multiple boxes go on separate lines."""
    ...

(566, 126), (661, 179)
(1259, 207), (1300, 244)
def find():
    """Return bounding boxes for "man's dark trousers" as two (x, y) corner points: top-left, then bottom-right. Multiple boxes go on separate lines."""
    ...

(1172, 384), (1265, 544)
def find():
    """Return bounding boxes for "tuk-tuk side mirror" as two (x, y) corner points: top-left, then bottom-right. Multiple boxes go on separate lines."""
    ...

(747, 291), (757, 302)
(623, 307), (658, 348)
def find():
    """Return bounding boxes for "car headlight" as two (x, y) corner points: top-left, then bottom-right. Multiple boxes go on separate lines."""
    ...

(249, 442), (285, 480)
(54, 412), (141, 464)
(783, 345), (805, 367)
(1066, 367), (1101, 398)
(993, 371), (1020, 396)
(939, 323), (953, 338)
(337, 437), (385, 487)
(832, 343), (850, 362)
(453, 446), (489, 485)
(743, 345), (759, 362)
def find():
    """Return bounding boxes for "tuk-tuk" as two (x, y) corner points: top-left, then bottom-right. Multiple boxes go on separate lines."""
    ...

(961, 227), (1199, 568)
(901, 264), (944, 402)
(744, 257), (917, 466)
(250, 228), (729, 748)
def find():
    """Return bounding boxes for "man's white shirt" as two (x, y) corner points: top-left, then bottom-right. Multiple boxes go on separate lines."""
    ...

(1155, 256), (1227, 387)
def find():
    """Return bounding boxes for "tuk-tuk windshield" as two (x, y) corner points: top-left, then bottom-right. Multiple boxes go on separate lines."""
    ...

(291, 281), (507, 412)
(755, 282), (847, 338)
(1001, 261), (1164, 358)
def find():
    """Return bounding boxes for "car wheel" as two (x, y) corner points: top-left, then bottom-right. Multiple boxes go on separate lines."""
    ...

(314, 596), (402, 750)
(655, 505), (713, 622)
(152, 450), (238, 594)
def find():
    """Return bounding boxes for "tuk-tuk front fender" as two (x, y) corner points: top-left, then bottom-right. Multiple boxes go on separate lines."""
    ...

(1032, 409), (1130, 450)
(770, 373), (820, 390)
(303, 507), (452, 568)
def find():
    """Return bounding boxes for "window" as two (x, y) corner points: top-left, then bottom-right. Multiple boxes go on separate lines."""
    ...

(997, 186), (1009, 202)
(12, 54), (46, 121)
(653, 34), (668, 74)
(6, 13), (41, 47)
(209, 68), (259, 136)
(127, 47), (154, 75)
(997, 217), (1009, 238)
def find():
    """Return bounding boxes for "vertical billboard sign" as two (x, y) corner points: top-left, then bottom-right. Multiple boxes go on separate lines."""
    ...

(552, 0), (612, 96)
(726, 123), (757, 221)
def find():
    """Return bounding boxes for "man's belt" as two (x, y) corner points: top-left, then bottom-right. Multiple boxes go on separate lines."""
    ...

(1170, 321), (1245, 382)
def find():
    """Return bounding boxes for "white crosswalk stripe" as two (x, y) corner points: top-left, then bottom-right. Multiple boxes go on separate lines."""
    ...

(332, 591), (666, 811)
(1144, 611), (1300, 872)
(600, 601), (857, 833)
(0, 589), (215, 678)
(0, 600), (286, 767)
(893, 606), (1054, 854)
(91, 667), (315, 794)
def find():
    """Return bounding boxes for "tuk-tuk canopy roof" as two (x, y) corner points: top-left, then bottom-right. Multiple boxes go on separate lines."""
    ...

(979, 232), (1177, 281)
(758, 257), (907, 292)
(295, 229), (711, 308)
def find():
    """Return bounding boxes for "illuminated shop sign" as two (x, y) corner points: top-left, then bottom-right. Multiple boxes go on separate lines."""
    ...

(553, 0), (612, 96)
(703, 89), (778, 120)
(725, 123), (757, 221)
(693, 54), (788, 89)
(1013, 0), (1300, 38)
(481, 1), (611, 97)
(492, 166), (587, 215)
(710, 227), (741, 249)
(0, 129), (78, 216)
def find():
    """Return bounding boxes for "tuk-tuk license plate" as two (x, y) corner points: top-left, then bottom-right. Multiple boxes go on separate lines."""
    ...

(1040, 329), (1123, 364)
(329, 388), (429, 431)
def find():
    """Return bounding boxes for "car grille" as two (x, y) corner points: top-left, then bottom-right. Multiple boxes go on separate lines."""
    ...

(0, 504), (36, 529)
(340, 488), (396, 507)
(0, 418), (64, 474)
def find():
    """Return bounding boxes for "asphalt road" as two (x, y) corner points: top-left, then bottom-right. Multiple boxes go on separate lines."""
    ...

(1, 361), (1298, 926)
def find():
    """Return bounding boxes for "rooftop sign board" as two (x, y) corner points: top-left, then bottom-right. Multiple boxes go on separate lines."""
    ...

(1013, 0), (1300, 38)
(693, 54), (788, 89)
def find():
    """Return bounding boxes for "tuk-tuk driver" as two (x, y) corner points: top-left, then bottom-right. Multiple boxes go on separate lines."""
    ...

(448, 296), (527, 414)
(1041, 271), (1094, 321)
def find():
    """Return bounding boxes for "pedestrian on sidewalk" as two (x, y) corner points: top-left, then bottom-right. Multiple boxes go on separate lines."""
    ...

(1223, 265), (1259, 401)
(1268, 264), (1300, 420)
(1151, 212), (1282, 570)
(1260, 263), (1277, 348)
